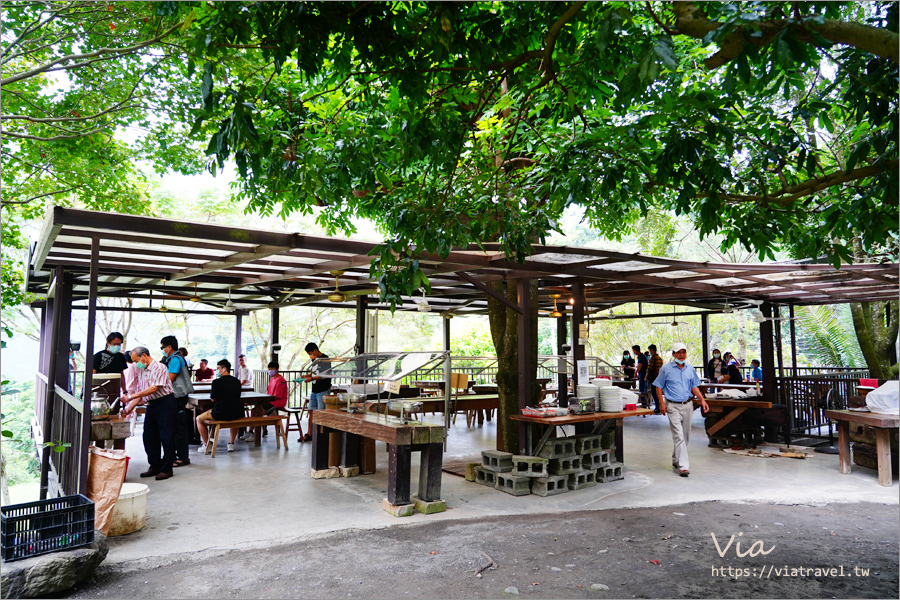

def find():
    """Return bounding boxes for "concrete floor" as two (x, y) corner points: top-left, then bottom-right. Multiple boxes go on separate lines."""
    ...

(106, 410), (898, 565)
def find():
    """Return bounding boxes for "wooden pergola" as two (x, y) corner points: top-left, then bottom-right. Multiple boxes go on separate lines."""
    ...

(26, 207), (899, 497)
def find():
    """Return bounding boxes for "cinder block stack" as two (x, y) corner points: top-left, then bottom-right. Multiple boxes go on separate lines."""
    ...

(470, 433), (625, 496)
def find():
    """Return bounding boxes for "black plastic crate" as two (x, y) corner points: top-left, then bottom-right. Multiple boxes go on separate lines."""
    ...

(1, 494), (94, 562)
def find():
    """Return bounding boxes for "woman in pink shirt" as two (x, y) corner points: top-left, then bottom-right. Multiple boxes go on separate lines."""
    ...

(264, 361), (288, 414)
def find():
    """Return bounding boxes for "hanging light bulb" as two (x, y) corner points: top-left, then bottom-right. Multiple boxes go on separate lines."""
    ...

(549, 294), (562, 318)
(224, 287), (235, 312)
(328, 270), (346, 303)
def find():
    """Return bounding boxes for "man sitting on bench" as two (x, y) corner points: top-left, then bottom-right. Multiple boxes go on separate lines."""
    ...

(196, 359), (244, 453)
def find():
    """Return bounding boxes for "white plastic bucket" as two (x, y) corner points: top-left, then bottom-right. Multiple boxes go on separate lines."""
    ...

(108, 482), (148, 537)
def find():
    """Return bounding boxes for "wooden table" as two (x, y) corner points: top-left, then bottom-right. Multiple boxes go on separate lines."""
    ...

(191, 382), (254, 393)
(824, 409), (899, 486)
(311, 409), (446, 506)
(510, 409), (653, 462)
(187, 391), (278, 446)
(368, 394), (500, 426)
(702, 397), (772, 437)
(90, 416), (131, 450)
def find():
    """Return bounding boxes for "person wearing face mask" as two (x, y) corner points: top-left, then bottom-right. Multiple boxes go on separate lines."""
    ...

(160, 336), (194, 467)
(120, 347), (178, 480)
(652, 343), (708, 477)
(196, 359), (244, 453)
(93, 331), (127, 394)
(620, 350), (636, 380)
(705, 349), (725, 382)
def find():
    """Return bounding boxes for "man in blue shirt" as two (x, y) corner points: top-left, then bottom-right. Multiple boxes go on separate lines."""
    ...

(652, 343), (708, 477)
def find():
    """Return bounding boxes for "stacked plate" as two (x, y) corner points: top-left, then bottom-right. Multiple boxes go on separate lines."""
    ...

(590, 377), (612, 388)
(599, 386), (622, 412)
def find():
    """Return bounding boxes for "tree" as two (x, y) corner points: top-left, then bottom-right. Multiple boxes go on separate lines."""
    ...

(178, 0), (896, 301)
(850, 301), (899, 378)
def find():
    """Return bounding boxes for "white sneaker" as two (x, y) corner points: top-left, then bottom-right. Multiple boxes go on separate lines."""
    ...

(197, 442), (209, 453)
(227, 443), (235, 452)
(241, 432), (255, 442)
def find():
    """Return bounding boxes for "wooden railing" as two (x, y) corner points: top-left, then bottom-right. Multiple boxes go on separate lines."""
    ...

(34, 373), (89, 497)
(776, 370), (871, 438)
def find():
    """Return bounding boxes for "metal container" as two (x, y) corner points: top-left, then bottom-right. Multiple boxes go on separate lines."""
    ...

(90, 393), (109, 421)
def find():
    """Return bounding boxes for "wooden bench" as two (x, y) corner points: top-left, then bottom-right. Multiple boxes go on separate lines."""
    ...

(205, 415), (288, 457)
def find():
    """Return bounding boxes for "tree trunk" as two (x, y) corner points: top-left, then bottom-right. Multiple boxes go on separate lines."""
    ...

(487, 279), (539, 453)
(850, 300), (899, 379)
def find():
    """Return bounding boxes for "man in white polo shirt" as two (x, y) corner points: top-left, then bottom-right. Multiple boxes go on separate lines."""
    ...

(652, 342), (709, 477)
(121, 346), (177, 480)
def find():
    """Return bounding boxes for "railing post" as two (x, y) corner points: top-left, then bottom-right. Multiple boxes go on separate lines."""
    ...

(78, 238), (100, 494)
(39, 268), (64, 500)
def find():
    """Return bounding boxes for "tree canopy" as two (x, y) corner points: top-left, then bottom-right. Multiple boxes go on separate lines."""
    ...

(1, 1), (897, 308)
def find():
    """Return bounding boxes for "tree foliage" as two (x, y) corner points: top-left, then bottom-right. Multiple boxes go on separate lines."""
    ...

(177, 0), (897, 300)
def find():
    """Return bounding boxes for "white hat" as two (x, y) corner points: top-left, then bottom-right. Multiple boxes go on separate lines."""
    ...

(671, 342), (687, 353)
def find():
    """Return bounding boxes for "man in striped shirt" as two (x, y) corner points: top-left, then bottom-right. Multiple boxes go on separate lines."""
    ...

(121, 346), (177, 480)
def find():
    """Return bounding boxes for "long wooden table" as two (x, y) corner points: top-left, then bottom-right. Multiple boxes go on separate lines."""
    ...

(510, 409), (653, 462)
(702, 397), (772, 437)
(310, 409), (446, 507)
(824, 409), (899, 487)
(187, 391), (278, 447)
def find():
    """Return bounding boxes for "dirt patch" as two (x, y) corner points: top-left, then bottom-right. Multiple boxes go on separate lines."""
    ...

(65, 501), (898, 599)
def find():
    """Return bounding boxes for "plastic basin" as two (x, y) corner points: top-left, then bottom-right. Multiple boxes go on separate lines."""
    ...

(108, 483), (148, 537)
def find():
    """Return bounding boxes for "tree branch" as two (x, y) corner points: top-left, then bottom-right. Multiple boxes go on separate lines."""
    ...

(0, 126), (107, 141)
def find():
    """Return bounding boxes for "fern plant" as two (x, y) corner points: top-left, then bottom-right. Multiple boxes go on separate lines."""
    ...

(794, 306), (865, 368)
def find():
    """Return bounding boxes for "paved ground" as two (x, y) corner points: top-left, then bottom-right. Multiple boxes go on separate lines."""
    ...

(67, 501), (898, 599)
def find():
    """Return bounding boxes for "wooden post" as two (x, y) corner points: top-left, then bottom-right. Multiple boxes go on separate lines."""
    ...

(556, 304), (568, 406)
(759, 303), (777, 407)
(418, 442), (443, 501)
(516, 279), (533, 452)
(443, 317), (451, 449)
(78, 238), (100, 494)
(387, 444), (412, 505)
(701, 313), (710, 366)
(39, 268), (64, 500)
(571, 281), (585, 389)
(789, 304), (798, 374)
(355, 295), (367, 355)
(774, 305), (784, 379)
(269, 307), (280, 364)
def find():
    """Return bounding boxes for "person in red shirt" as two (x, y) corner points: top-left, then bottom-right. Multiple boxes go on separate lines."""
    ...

(264, 361), (288, 414)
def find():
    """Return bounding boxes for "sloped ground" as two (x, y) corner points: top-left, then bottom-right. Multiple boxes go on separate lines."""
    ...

(66, 501), (898, 599)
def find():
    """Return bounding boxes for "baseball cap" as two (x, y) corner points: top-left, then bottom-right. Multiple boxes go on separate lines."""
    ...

(671, 343), (687, 352)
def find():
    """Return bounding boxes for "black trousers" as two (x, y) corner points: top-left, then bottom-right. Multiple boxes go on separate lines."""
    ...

(174, 396), (191, 461)
(143, 393), (176, 473)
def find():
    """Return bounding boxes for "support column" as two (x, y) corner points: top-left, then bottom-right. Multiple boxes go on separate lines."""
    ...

(78, 238), (100, 494)
(571, 281), (585, 389)
(269, 307), (280, 364)
(442, 313), (451, 353)
(55, 273), (74, 393)
(789, 305), (798, 374)
(759, 303), (776, 406)
(39, 268), (64, 500)
(774, 305), (785, 379)
(234, 312), (243, 368)
(701, 313), (710, 365)
(355, 295), (367, 355)
(516, 279), (534, 453)
(556, 305), (568, 406)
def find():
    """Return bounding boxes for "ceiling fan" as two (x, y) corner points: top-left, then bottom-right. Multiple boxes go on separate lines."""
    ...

(328, 270), (346, 303)
(652, 308), (680, 327)
(749, 308), (797, 323)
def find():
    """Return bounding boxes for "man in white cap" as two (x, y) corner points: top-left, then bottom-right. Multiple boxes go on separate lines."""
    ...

(652, 342), (709, 477)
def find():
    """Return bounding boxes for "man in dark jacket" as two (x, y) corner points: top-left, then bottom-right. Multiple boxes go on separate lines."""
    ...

(196, 359), (245, 453)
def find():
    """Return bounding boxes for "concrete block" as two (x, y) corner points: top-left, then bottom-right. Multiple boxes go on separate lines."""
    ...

(511, 455), (549, 477)
(339, 465), (359, 477)
(382, 498), (415, 517)
(548, 455), (582, 476)
(582, 450), (611, 470)
(567, 469), (598, 490)
(465, 462), (481, 482)
(574, 434), (602, 455)
(597, 462), (624, 483)
(413, 496), (447, 514)
(537, 438), (577, 459)
(496, 472), (532, 496)
(530, 474), (569, 497)
(474, 466), (498, 487)
(311, 467), (341, 479)
(482, 449), (514, 472)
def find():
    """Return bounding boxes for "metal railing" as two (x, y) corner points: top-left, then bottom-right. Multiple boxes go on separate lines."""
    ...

(34, 373), (89, 497)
